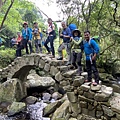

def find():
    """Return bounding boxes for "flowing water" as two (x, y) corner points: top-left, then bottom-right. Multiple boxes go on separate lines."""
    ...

(0, 97), (55, 120)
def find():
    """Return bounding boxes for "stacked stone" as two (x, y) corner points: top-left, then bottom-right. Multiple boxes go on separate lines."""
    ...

(67, 81), (120, 120)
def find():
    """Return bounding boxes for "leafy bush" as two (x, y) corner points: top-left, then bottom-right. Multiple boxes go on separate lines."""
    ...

(0, 48), (16, 68)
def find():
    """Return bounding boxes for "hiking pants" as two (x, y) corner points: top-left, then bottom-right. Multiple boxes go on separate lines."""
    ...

(86, 60), (99, 84)
(44, 36), (55, 56)
(16, 43), (23, 57)
(34, 39), (42, 53)
(72, 51), (82, 71)
(58, 42), (71, 63)
(22, 39), (33, 54)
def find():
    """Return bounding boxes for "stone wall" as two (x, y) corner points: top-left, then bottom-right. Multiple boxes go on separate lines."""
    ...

(0, 53), (120, 119)
(66, 83), (120, 120)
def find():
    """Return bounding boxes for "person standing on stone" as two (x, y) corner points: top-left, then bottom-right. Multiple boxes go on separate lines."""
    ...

(32, 22), (42, 53)
(22, 22), (33, 54)
(44, 18), (55, 58)
(83, 30), (100, 86)
(71, 29), (83, 75)
(57, 21), (72, 66)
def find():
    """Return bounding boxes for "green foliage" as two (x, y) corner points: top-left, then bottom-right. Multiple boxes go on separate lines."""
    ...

(0, 48), (16, 68)
(0, 0), (46, 47)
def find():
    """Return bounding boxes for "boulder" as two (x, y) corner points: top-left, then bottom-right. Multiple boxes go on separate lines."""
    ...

(42, 93), (51, 103)
(52, 92), (62, 100)
(8, 102), (26, 116)
(52, 100), (69, 120)
(0, 78), (25, 102)
(25, 74), (55, 88)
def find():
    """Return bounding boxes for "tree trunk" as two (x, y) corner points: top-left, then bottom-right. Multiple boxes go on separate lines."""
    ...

(0, 0), (14, 30)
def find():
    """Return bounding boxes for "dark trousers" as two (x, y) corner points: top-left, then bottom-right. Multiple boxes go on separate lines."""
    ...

(86, 60), (99, 84)
(22, 39), (33, 54)
(44, 36), (55, 56)
(72, 51), (82, 72)
(16, 42), (23, 57)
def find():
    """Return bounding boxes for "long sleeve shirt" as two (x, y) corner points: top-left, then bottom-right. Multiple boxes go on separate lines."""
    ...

(61, 27), (71, 43)
(71, 37), (82, 53)
(22, 28), (32, 40)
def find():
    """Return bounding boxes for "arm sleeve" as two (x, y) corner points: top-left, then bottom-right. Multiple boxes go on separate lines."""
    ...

(72, 37), (82, 45)
(66, 28), (71, 37)
(28, 29), (32, 40)
(91, 40), (100, 54)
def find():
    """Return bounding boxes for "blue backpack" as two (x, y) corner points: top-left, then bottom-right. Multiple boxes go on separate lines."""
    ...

(68, 24), (77, 32)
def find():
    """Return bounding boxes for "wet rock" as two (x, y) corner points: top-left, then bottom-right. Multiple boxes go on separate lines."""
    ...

(8, 102), (26, 116)
(25, 96), (38, 104)
(42, 93), (51, 102)
(25, 76), (55, 88)
(52, 92), (62, 100)
(43, 101), (61, 116)
(52, 100), (69, 120)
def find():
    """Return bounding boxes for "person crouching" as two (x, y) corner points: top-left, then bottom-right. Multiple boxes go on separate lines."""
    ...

(71, 29), (83, 75)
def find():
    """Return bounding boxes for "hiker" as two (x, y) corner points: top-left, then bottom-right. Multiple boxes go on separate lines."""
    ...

(71, 29), (83, 75)
(44, 18), (55, 58)
(83, 30), (100, 86)
(11, 36), (17, 47)
(21, 22), (33, 54)
(57, 21), (72, 65)
(32, 22), (42, 53)
(16, 32), (23, 57)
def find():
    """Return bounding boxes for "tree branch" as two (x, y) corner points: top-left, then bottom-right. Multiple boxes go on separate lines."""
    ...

(0, 0), (14, 30)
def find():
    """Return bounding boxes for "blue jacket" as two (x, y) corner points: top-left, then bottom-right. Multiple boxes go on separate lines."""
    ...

(22, 28), (32, 40)
(83, 39), (100, 60)
(61, 27), (71, 43)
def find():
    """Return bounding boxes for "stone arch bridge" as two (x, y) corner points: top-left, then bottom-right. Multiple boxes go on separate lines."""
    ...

(0, 53), (120, 119)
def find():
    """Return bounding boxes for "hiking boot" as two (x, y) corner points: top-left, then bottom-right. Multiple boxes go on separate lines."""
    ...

(57, 57), (63, 60)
